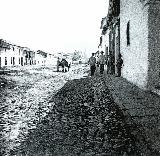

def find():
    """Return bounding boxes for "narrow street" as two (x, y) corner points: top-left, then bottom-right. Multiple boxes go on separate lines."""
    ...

(0, 65), (158, 156)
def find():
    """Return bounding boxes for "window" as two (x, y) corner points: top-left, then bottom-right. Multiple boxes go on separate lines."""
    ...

(21, 57), (23, 66)
(11, 57), (12, 64)
(13, 57), (15, 65)
(19, 58), (21, 64)
(126, 21), (130, 46)
(5, 57), (7, 65)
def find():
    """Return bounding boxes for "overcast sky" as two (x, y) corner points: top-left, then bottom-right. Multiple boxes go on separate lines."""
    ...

(0, 0), (108, 56)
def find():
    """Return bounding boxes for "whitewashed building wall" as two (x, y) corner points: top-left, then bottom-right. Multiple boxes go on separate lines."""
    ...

(120, 0), (149, 89)
(0, 46), (25, 67)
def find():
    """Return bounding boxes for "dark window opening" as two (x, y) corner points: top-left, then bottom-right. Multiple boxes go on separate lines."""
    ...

(13, 57), (15, 65)
(127, 21), (130, 46)
(5, 57), (7, 65)
(21, 57), (23, 66)
(11, 57), (12, 64)
(19, 58), (21, 64)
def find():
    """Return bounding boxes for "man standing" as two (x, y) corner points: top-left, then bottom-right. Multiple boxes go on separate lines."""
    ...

(57, 57), (61, 72)
(98, 51), (106, 74)
(107, 53), (114, 75)
(88, 53), (96, 76)
(116, 53), (123, 77)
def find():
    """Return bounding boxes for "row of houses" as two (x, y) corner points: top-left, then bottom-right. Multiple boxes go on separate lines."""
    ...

(99, 0), (160, 92)
(0, 39), (56, 67)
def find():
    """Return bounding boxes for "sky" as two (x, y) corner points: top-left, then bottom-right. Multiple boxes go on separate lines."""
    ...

(0, 0), (108, 56)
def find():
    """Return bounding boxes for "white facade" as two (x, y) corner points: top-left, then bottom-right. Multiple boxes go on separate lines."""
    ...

(99, 17), (110, 60)
(35, 52), (46, 66)
(0, 45), (25, 67)
(46, 53), (57, 66)
(0, 39), (75, 69)
(120, 0), (149, 89)
(120, 0), (160, 90)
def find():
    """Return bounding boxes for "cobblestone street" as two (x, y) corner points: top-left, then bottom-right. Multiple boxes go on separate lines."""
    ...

(0, 65), (160, 156)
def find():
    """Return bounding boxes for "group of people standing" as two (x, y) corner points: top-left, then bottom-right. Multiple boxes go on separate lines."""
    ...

(88, 51), (123, 77)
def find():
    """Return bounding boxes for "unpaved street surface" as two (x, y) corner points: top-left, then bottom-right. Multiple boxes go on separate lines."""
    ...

(0, 65), (152, 156)
(0, 65), (89, 155)
(15, 77), (139, 156)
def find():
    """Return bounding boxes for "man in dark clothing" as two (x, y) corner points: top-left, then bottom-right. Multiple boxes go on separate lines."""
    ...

(116, 53), (123, 77)
(57, 57), (61, 72)
(88, 53), (96, 76)
(107, 54), (115, 75)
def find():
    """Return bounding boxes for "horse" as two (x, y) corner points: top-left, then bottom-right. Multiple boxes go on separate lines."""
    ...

(59, 59), (70, 72)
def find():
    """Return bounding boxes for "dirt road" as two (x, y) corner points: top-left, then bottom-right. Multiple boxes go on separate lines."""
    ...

(0, 65), (89, 155)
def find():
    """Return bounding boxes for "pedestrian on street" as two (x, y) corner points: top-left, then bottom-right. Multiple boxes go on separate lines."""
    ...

(110, 55), (115, 75)
(107, 53), (114, 75)
(98, 51), (106, 75)
(116, 53), (123, 77)
(88, 53), (96, 76)
(57, 57), (61, 72)
(96, 51), (100, 68)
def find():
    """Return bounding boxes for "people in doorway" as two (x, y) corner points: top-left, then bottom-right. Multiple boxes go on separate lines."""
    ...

(98, 51), (106, 74)
(116, 53), (123, 77)
(88, 53), (96, 76)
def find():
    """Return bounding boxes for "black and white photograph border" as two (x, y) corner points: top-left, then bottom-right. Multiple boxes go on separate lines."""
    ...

(1, 0), (160, 156)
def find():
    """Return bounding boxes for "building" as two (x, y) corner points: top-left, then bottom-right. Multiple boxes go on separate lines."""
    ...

(103, 0), (160, 92)
(23, 47), (35, 65)
(0, 39), (27, 67)
(0, 39), (37, 67)
(99, 17), (109, 57)
(0, 38), (69, 68)
(35, 50), (48, 65)
(46, 53), (57, 65)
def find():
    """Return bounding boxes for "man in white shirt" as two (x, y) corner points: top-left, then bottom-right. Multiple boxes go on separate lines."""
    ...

(98, 51), (106, 74)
